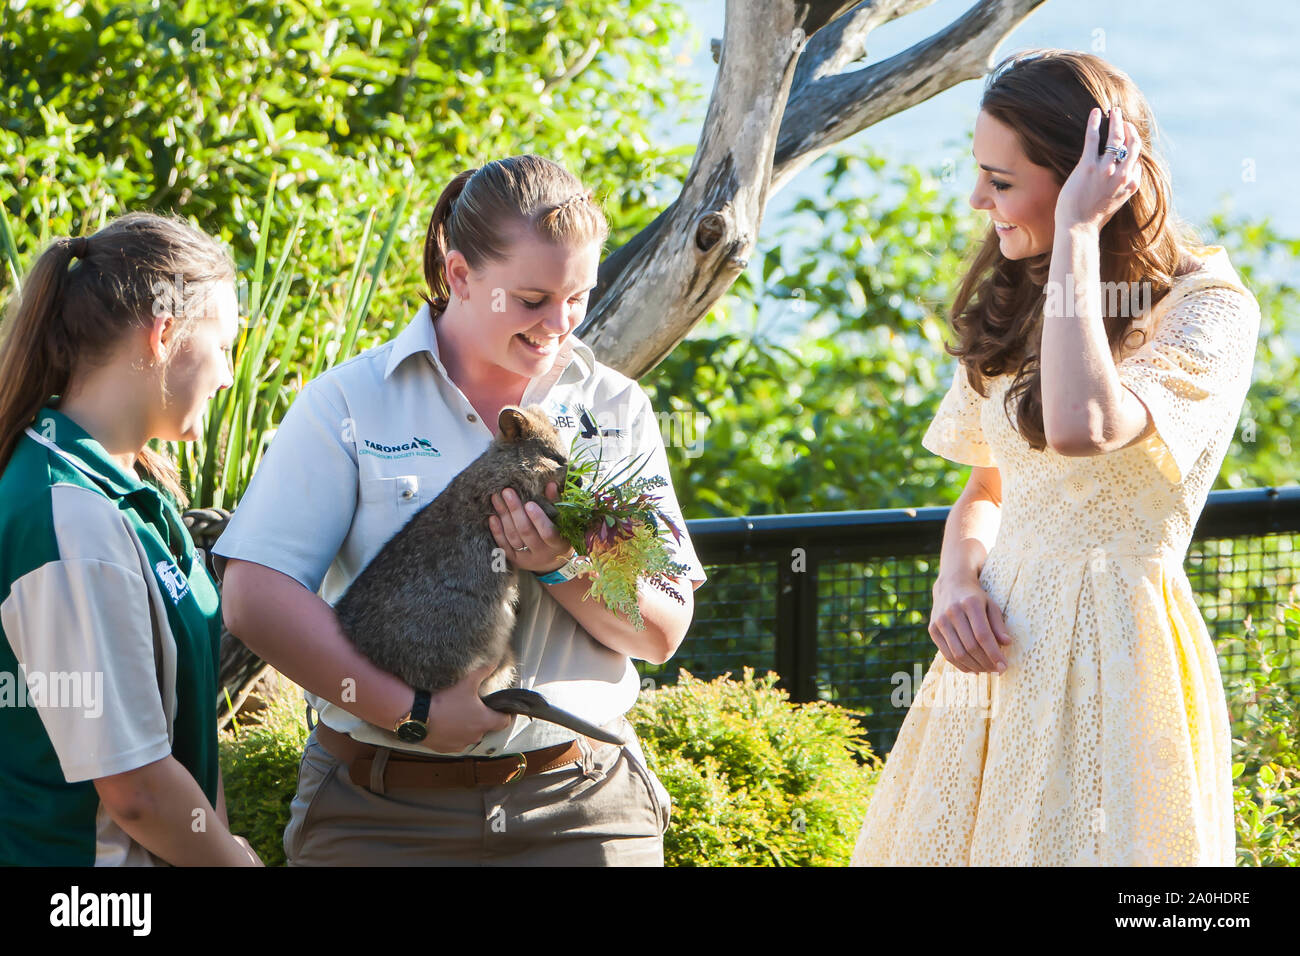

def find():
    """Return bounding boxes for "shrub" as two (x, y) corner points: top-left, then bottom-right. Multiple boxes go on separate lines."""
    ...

(219, 641), (1299, 867)
(218, 678), (310, 867)
(1228, 596), (1300, 866)
(217, 668), (880, 866)
(628, 668), (881, 866)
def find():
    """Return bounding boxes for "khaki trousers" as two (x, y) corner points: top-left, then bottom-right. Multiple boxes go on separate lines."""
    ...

(283, 717), (670, 866)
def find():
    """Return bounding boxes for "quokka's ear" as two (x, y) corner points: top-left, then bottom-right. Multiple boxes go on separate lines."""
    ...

(498, 406), (529, 442)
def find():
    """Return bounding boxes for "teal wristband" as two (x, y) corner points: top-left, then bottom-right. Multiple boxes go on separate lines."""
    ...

(535, 554), (587, 585)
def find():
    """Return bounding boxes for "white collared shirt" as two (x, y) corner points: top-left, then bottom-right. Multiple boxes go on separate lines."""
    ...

(213, 304), (706, 756)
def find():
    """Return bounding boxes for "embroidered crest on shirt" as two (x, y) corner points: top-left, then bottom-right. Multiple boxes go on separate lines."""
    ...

(548, 400), (623, 439)
(360, 436), (442, 459)
(154, 560), (191, 604)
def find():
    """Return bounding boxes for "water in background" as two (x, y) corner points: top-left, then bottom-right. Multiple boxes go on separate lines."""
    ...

(665, 0), (1300, 254)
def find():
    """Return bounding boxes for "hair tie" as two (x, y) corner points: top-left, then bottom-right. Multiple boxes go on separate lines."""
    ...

(555, 190), (592, 212)
(69, 236), (89, 259)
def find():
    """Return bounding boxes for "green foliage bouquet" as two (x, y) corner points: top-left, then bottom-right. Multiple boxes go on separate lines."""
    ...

(552, 438), (688, 628)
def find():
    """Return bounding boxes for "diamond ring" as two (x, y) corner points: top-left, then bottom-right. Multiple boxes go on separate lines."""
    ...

(1104, 144), (1128, 162)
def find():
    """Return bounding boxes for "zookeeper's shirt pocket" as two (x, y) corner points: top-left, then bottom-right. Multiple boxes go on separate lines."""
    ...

(357, 475), (424, 549)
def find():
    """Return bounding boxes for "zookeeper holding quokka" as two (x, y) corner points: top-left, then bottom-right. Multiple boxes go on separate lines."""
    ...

(215, 154), (707, 866)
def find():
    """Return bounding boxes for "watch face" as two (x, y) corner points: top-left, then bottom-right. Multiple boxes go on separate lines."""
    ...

(395, 720), (427, 743)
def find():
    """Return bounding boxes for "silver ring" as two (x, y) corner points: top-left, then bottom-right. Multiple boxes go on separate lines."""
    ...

(515, 545), (530, 552)
(1104, 144), (1128, 162)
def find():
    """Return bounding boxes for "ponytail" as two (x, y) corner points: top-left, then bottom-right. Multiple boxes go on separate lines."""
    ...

(421, 169), (476, 314)
(0, 213), (235, 507)
(0, 237), (82, 473)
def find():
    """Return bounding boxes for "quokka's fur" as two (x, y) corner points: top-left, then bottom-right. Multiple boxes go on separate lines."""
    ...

(334, 405), (568, 696)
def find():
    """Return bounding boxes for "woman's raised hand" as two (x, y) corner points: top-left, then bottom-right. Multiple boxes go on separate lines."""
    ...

(1055, 105), (1143, 232)
(929, 571), (1013, 674)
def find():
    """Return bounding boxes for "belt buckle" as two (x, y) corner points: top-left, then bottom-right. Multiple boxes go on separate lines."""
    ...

(499, 753), (528, 784)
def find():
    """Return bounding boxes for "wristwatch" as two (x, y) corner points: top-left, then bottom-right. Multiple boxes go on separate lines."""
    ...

(394, 688), (432, 743)
(535, 553), (591, 585)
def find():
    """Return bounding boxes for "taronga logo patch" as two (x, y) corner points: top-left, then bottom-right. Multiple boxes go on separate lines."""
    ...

(360, 436), (441, 460)
(154, 560), (190, 604)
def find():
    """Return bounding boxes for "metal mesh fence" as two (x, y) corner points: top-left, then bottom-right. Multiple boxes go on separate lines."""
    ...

(637, 490), (1300, 755)
(639, 561), (779, 686)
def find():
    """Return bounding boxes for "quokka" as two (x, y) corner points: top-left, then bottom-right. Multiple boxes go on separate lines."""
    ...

(334, 404), (623, 745)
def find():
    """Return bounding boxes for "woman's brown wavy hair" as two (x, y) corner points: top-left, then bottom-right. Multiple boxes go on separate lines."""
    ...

(949, 49), (1198, 450)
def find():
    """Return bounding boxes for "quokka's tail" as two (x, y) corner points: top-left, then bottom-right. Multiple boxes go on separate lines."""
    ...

(481, 688), (626, 746)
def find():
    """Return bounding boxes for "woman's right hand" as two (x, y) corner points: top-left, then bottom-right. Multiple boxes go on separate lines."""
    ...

(929, 571), (1012, 674)
(424, 663), (513, 753)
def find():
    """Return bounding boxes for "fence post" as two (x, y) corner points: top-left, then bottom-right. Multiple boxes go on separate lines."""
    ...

(775, 549), (819, 703)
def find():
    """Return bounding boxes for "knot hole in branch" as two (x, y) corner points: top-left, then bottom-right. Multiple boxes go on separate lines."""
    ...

(695, 211), (728, 252)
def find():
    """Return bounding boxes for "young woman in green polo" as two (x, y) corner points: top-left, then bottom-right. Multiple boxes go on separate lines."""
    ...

(0, 213), (262, 865)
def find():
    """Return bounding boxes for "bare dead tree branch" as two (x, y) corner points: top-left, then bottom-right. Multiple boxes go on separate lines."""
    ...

(773, 0), (1047, 190)
(582, 0), (1048, 379)
(578, 0), (814, 374)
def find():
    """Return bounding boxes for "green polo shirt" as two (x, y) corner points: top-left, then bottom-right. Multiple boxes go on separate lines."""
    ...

(0, 405), (222, 866)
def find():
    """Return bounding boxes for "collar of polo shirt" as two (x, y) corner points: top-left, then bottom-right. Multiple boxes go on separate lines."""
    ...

(26, 406), (151, 500)
(382, 303), (597, 391)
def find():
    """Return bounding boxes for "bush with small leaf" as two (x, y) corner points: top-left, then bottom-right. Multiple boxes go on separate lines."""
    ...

(218, 679), (310, 867)
(1227, 597), (1300, 866)
(628, 667), (881, 866)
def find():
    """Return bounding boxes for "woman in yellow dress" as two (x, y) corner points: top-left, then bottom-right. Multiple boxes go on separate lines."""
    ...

(852, 50), (1260, 866)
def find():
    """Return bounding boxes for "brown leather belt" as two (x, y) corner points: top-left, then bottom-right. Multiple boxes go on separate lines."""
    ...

(314, 721), (589, 791)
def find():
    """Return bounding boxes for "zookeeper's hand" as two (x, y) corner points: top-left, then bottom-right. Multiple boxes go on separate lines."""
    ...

(929, 571), (1013, 674)
(488, 483), (576, 575)
(425, 662), (512, 753)
(1054, 106), (1143, 232)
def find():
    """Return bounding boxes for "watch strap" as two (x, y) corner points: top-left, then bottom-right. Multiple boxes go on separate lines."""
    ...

(410, 688), (431, 722)
(394, 688), (432, 743)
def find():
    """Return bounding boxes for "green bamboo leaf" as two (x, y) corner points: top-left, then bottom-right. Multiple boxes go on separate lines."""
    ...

(248, 175), (278, 323)
(248, 281), (317, 482)
(338, 185), (409, 366)
(0, 196), (22, 293)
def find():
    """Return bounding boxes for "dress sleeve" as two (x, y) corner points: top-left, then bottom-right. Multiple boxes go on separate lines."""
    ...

(211, 378), (360, 594)
(921, 361), (997, 468)
(1116, 281), (1260, 485)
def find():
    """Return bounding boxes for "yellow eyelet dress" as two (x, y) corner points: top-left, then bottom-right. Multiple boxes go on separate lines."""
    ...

(851, 248), (1260, 866)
